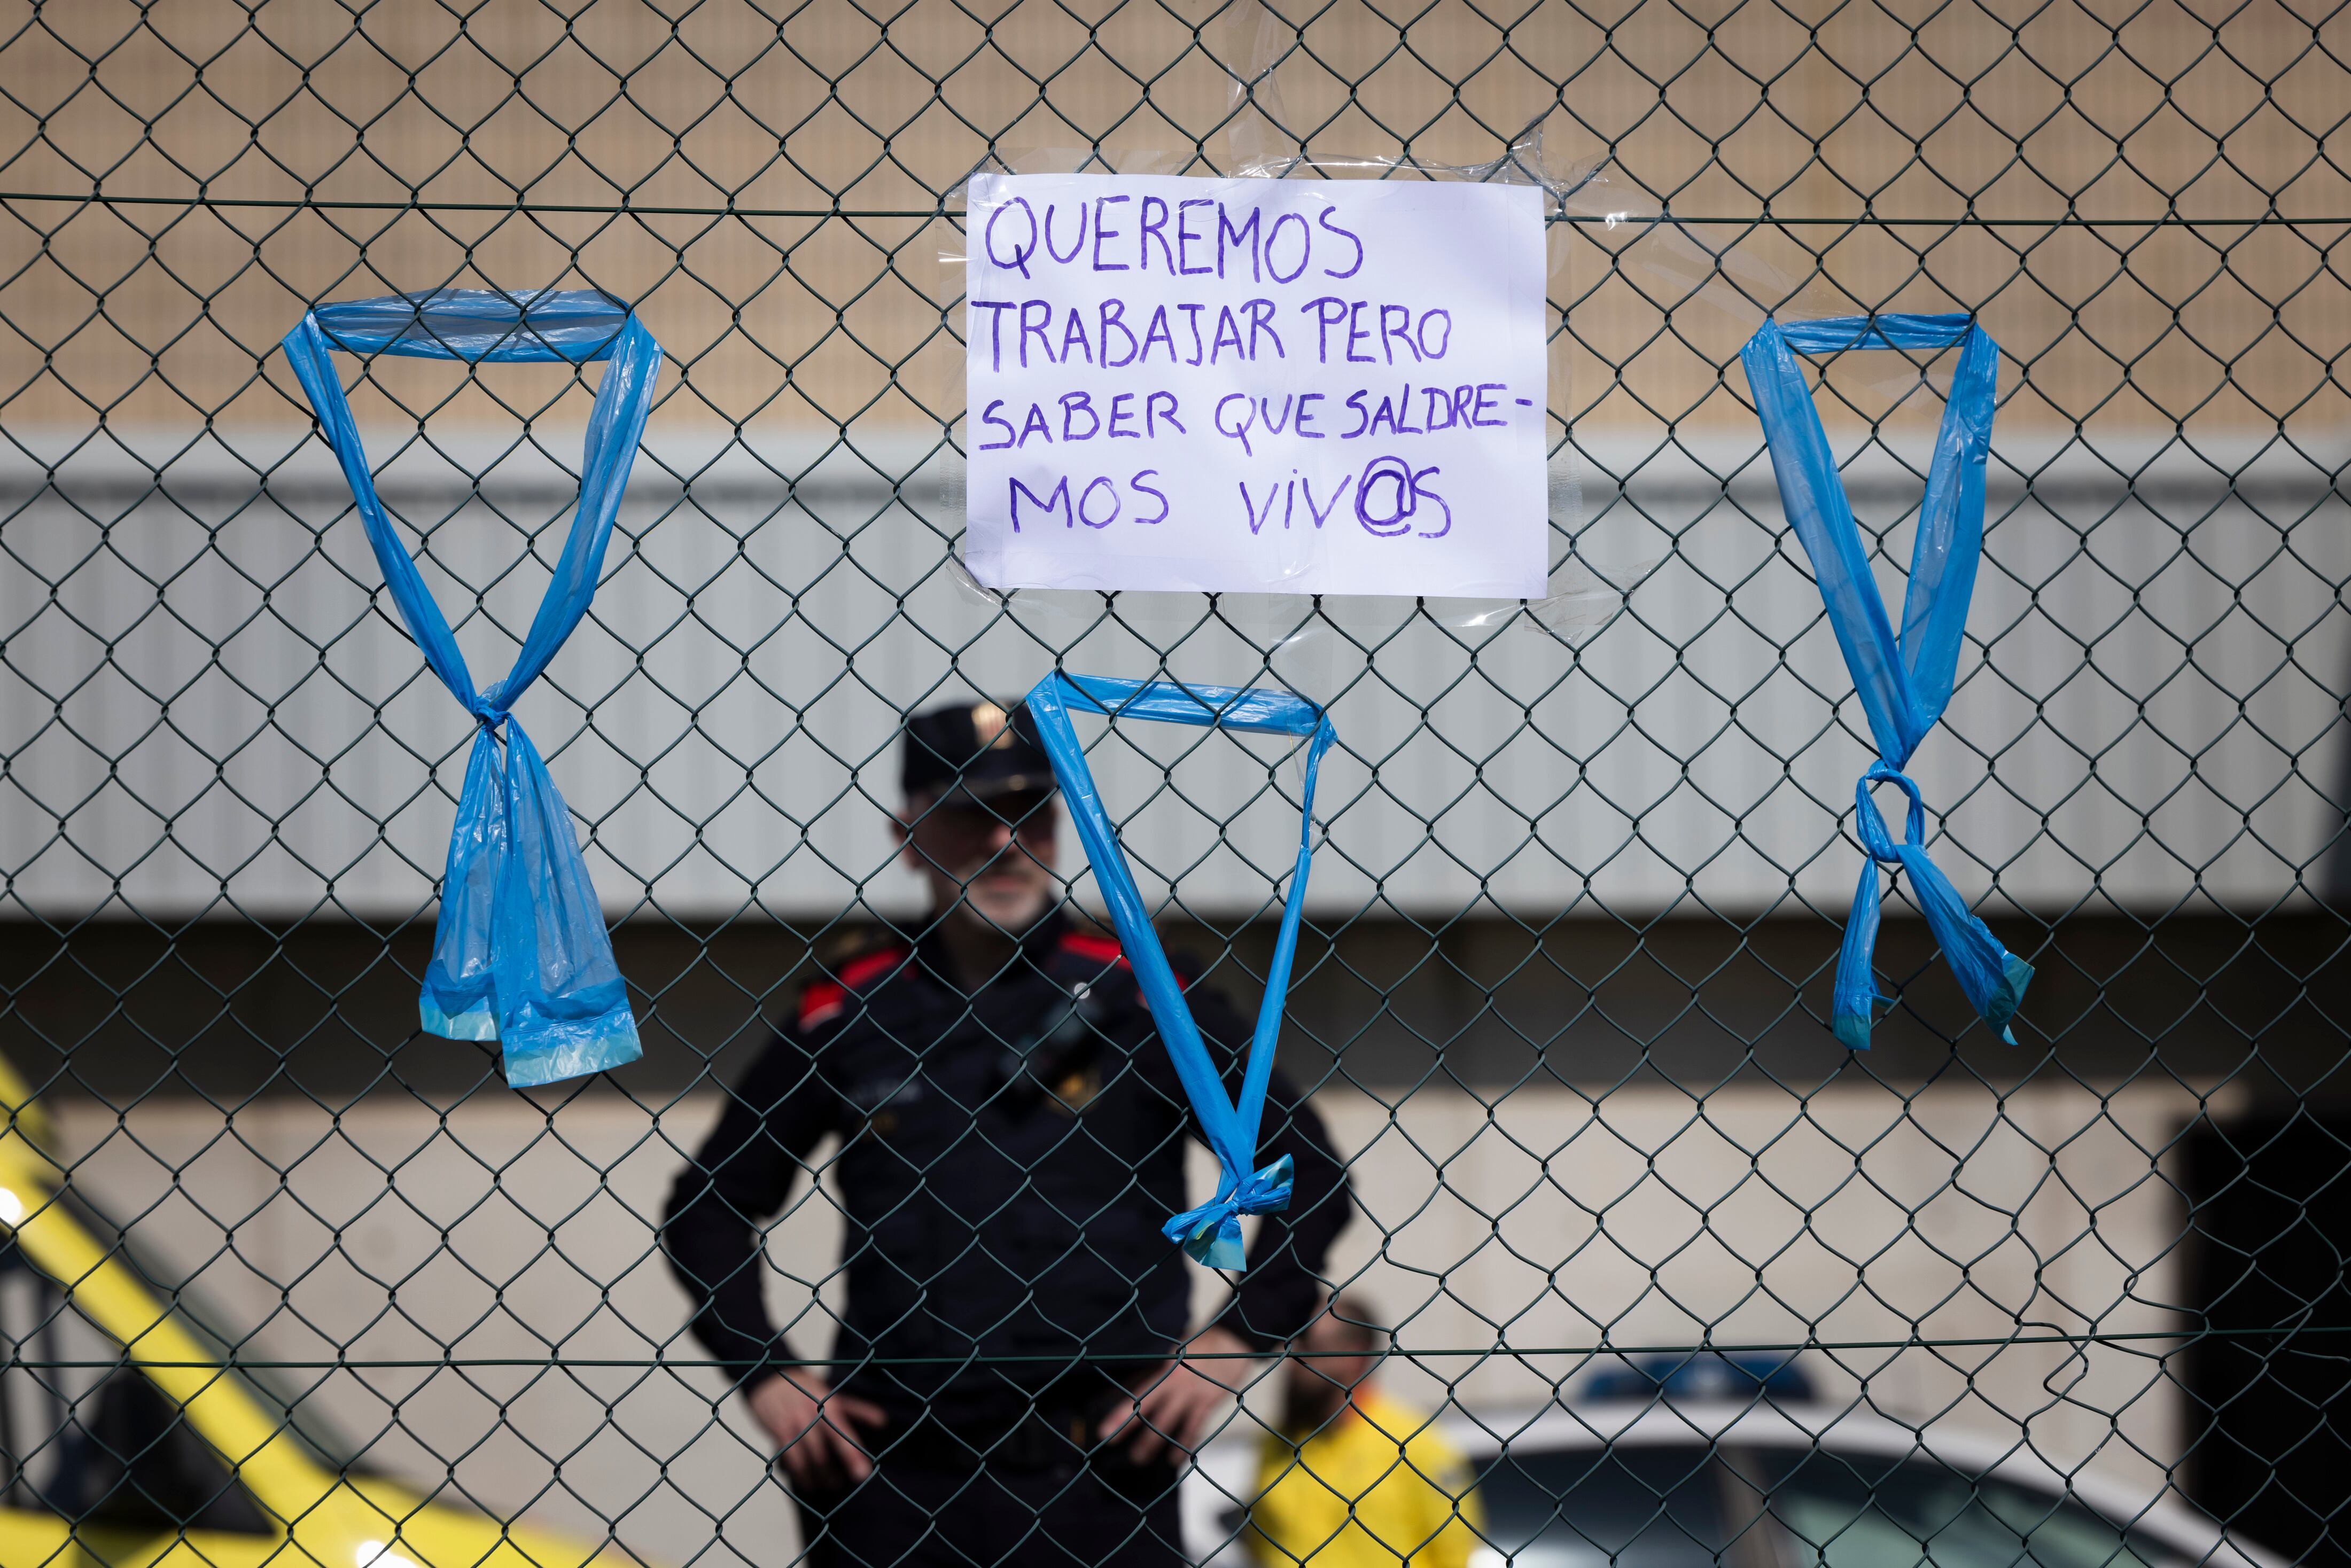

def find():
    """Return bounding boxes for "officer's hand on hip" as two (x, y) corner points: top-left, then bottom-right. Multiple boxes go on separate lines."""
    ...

(1101, 1325), (1254, 1463)
(749, 1370), (884, 1487)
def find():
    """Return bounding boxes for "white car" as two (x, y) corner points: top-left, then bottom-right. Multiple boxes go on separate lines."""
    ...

(1182, 1399), (2283, 1568)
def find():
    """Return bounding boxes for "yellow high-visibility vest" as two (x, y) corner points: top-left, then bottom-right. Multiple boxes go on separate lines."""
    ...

(1248, 1387), (1485, 1568)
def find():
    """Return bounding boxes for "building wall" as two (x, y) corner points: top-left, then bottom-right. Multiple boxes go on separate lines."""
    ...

(5, 444), (2341, 924)
(4, 4), (2344, 929)
(0, 0), (2338, 437)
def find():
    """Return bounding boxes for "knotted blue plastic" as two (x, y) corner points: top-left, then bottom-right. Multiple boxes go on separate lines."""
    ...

(1741, 314), (2032, 1050)
(1025, 674), (1334, 1269)
(283, 288), (662, 1087)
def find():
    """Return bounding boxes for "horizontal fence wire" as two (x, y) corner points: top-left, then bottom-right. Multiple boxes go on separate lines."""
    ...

(20, 1337), (2350, 1377)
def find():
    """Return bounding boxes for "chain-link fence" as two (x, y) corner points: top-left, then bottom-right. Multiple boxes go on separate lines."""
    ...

(1, 1), (2347, 1565)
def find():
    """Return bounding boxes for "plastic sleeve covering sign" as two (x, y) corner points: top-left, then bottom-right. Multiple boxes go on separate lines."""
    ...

(282, 289), (663, 1087)
(1024, 674), (1335, 1268)
(1741, 314), (2033, 1050)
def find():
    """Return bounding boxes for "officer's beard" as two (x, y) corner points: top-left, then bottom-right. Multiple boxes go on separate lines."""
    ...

(952, 871), (1054, 937)
(929, 869), (1057, 990)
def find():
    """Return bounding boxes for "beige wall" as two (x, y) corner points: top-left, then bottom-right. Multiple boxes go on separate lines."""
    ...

(0, 0), (2337, 440)
(45, 1075), (2227, 1557)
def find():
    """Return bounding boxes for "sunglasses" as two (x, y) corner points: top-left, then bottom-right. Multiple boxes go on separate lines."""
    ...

(913, 791), (1059, 844)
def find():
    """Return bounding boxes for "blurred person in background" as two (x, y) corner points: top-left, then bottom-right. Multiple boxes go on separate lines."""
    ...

(661, 697), (1354, 1568)
(1248, 1296), (1483, 1568)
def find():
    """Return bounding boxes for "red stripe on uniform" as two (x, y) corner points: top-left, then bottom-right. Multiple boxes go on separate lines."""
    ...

(1058, 931), (1125, 966)
(838, 947), (907, 989)
(798, 945), (907, 1029)
(798, 980), (846, 1029)
(1057, 930), (1192, 988)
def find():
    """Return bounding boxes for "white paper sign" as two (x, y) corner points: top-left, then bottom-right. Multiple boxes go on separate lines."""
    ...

(963, 174), (1547, 597)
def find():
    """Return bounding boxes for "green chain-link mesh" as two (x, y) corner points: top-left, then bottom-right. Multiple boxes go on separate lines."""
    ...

(1, 1), (2346, 1564)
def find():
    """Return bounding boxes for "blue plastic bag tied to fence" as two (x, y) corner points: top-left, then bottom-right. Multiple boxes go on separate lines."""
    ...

(283, 288), (663, 1087)
(1741, 313), (2032, 1051)
(1025, 673), (1334, 1269)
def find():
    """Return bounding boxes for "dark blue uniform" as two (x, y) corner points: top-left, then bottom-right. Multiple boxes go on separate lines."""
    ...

(661, 912), (1352, 1566)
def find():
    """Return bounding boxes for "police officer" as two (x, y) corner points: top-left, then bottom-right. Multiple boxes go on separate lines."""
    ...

(661, 697), (1353, 1568)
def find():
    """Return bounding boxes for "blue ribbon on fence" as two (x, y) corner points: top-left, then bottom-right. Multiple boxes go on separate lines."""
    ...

(1741, 313), (2033, 1050)
(1024, 674), (1335, 1269)
(283, 288), (663, 1087)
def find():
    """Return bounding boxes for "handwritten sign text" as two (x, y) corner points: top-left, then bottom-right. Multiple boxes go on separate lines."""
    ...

(963, 174), (1547, 597)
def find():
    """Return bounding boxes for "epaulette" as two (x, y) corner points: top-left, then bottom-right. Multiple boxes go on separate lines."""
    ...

(797, 943), (910, 1031)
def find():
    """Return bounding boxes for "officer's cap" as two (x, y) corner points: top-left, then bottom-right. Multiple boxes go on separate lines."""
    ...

(901, 698), (1055, 805)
